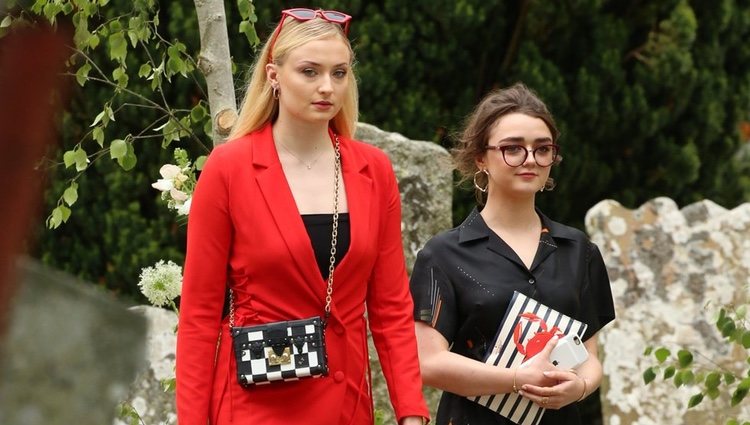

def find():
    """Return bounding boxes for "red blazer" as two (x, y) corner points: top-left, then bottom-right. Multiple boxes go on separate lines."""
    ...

(176, 123), (429, 425)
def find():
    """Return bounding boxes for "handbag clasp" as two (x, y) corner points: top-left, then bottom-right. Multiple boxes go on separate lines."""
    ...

(266, 345), (292, 366)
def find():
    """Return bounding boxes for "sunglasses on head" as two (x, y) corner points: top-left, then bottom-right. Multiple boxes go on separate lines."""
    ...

(268, 8), (352, 61)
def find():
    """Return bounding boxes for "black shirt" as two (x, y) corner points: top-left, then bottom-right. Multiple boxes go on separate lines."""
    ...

(409, 208), (615, 425)
(301, 213), (350, 280)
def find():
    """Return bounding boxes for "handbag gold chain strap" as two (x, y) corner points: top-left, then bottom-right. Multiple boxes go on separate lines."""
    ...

(229, 134), (342, 328)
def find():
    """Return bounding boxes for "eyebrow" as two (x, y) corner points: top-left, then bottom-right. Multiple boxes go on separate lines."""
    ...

(497, 136), (553, 144)
(296, 60), (350, 68)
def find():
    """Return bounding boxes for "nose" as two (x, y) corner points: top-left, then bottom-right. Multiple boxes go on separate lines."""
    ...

(318, 75), (333, 94)
(521, 147), (536, 166)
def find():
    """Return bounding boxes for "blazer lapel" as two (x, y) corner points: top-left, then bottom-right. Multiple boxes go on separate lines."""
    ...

(336, 132), (372, 274)
(252, 125), (328, 305)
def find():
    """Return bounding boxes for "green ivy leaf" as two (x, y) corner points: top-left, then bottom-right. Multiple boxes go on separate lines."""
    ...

(705, 371), (721, 389)
(722, 320), (737, 338)
(113, 66), (129, 88)
(110, 139), (127, 159)
(190, 104), (207, 123)
(725, 373), (736, 385)
(91, 110), (105, 127)
(60, 205), (71, 222)
(48, 206), (63, 229)
(117, 143), (137, 170)
(92, 126), (104, 147)
(727, 420), (739, 425)
(74, 148), (89, 172)
(138, 63), (152, 78)
(196, 155), (207, 170)
(681, 370), (695, 385)
(654, 347), (670, 363)
(76, 62), (92, 87)
(687, 392), (703, 408)
(643, 367), (657, 385)
(643, 346), (653, 356)
(706, 387), (720, 400)
(161, 377), (176, 392)
(237, 0), (250, 19)
(63, 183), (78, 206)
(677, 350), (694, 368)
(674, 371), (684, 388)
(663, 365), (676, 379)
(88, 33), (100, 49)
(0, 16), (12, 29)
(63, 150), (77, 168)
(732, 385), (749, 406)
(108, 31), (127, 63)
(741, 331), (750, 349)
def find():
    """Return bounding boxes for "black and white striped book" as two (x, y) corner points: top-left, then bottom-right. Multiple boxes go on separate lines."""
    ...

(468, 291), (587, 425)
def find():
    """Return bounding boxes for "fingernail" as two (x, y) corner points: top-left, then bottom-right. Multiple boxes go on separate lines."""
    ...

(543, 371), (551, 376)
(518, 390), (524, 396)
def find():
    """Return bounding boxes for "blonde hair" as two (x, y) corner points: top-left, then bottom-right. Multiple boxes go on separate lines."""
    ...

(228, 17), (358, 140)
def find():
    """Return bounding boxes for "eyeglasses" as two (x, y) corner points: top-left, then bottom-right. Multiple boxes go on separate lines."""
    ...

(485, 144), (560, 167)
(268, 8), (352, 61)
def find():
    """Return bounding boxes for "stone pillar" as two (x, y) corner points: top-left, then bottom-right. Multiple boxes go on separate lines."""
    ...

(585, 197), (750, 425)
(0, 259), (146, 425)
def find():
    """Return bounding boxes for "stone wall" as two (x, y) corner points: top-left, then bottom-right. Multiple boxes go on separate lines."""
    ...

(585, 197), (750, 425)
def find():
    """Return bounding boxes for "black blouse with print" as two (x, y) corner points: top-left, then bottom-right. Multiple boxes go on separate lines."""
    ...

(409, 208), (615, 425)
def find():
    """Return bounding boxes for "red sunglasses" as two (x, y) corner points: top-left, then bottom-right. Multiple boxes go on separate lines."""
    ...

(268, 8), (352, 60)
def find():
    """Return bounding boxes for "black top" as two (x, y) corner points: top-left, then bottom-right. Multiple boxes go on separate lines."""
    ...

(301, 213), (350, 280)
(409, 208), (615, 425)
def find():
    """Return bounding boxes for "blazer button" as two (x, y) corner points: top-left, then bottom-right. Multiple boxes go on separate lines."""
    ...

(334, 371), (345, 383)
(333, 323), (344, 335)
(528, 278), (536, 284)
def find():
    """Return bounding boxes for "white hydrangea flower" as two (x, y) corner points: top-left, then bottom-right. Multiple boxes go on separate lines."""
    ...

(176, 197), (192, 216)
(159, 164), (182, 179)
(151, 178), (174, 192)
(170, 188), (188, 202)
(138, 260), (183, 308)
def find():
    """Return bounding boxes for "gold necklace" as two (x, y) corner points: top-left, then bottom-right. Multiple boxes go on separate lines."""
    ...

(279, 142), (326, 170)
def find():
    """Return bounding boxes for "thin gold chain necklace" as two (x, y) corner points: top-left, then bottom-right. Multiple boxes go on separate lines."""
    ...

(278, 141), (327, 170)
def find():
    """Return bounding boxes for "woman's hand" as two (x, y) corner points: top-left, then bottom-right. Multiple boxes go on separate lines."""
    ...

(518, 369), (585, 410)
(401, 416), (426, 425)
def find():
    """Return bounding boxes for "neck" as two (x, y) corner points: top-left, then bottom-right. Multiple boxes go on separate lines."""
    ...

(480, 193), (539, 230)
(273, 115), (332, 153)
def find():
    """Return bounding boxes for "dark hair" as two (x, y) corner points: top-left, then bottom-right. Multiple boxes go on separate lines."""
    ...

(452, 82), (560, 200)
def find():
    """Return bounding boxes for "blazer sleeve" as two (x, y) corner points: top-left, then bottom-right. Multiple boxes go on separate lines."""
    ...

(175, 147), (233, 425)
(365, 154), (430, 422)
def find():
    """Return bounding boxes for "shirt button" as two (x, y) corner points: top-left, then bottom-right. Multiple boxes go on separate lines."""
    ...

(334, 371), (345, 382)
(528, 278), (536, 284)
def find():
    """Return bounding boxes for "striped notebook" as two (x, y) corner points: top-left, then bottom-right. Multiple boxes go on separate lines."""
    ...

(468, 291), (587, 425)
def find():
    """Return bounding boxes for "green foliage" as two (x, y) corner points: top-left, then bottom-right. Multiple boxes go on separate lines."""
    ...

(11, 0), (749, 321)
(644, 304), (750, 422)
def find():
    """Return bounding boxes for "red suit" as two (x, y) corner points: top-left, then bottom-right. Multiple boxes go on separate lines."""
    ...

(176, 123), (429, 424)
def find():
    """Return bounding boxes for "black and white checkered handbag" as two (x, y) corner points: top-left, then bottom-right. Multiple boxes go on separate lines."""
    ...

(230, 135), (343, 387)
(231, 316), (328, 386)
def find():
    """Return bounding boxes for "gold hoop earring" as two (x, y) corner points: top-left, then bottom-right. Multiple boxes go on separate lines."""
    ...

(473, 169), (489, 193)
(272, 85), (280, 100)
(543, 177), (556, 192)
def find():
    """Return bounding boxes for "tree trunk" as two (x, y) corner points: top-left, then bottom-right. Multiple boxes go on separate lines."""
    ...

(193, 0), (237, 147)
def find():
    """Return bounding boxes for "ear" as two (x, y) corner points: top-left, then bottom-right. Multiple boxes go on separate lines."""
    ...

(475, 155), (487, 171)
(265, 63), (279, 87)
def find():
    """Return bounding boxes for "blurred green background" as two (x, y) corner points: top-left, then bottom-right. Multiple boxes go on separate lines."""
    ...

(27, 0), (750, 305)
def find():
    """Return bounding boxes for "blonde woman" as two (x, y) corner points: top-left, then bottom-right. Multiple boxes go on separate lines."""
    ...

(176, 9), (428, 425)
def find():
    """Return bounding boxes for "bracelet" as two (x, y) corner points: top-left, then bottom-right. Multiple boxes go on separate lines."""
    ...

(512, 368), (519, 393)
(577, 378), (588, 402)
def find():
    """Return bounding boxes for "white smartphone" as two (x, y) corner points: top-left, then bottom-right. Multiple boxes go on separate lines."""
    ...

(519, 333), (589, 370)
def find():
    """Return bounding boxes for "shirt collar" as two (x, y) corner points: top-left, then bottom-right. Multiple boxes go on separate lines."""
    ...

(458, 206), (579, 244)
